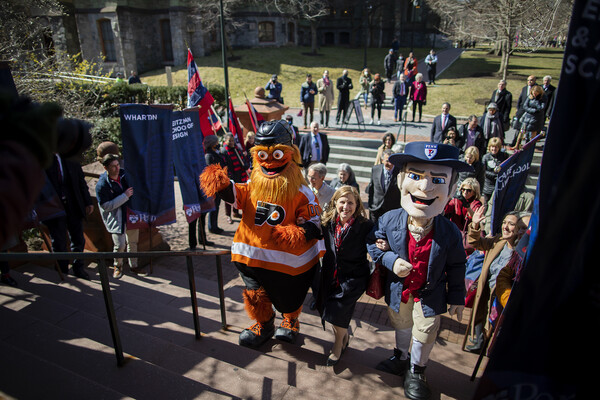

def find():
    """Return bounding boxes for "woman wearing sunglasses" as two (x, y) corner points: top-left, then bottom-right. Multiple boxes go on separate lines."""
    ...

(444, 177), (482, 255)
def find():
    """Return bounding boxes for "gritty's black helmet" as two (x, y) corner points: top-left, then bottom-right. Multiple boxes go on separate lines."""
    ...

(255, 120), (293, 146)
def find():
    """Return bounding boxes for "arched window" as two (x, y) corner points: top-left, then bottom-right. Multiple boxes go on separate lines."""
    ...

(97, 18), (116, 62)
(258, 21), (275, 42)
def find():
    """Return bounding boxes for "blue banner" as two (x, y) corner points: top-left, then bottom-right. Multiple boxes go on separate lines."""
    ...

(172, 109), (214, 223)
(490, 142), (536, 235)
(119, 104), (176, 229)
(474, 0), (598, 397)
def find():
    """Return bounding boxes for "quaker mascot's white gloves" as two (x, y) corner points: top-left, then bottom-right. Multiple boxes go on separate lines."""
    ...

(393, 257), (413, 278)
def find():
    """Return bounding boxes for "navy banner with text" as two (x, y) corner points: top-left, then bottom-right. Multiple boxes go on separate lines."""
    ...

(490, 140), (536, 235)
(474, 0), (599, 397)
(119, 104), (176, 229)
(172, 109), (214, 223)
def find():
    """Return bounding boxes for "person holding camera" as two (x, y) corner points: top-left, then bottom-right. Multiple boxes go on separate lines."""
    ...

(265, 74), (283, 103)
(96, 153), (142, 278)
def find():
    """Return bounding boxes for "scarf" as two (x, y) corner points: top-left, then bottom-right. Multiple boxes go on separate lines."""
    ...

(226, 145), (248, 182)
(332, 216), (355, 287)
(483, 112), (502, 139)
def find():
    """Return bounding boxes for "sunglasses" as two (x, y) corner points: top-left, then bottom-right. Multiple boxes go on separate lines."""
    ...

(461, 188), (472, 193)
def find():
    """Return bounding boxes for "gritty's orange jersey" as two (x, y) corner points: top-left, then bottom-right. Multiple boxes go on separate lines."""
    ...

(231, 183), (326, 275)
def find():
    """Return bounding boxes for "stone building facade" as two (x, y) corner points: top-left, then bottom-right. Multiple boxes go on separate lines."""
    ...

(48, 0), (440, 76)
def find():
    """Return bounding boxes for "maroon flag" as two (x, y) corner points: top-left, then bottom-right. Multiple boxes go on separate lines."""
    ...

(187, 49), (214, 111)
(228, 98), (245, 151)
(245, 99), (265, 133)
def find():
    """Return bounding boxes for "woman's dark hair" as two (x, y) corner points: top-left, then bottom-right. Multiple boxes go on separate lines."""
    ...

(382, 133), (396, 147)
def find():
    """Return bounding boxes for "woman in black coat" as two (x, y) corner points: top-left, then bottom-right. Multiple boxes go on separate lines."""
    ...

(315, 185), (374, 366)
(513, 85), (545, 149)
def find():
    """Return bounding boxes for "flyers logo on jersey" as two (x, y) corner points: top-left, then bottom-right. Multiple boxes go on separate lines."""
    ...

(255, 201), (286, 226)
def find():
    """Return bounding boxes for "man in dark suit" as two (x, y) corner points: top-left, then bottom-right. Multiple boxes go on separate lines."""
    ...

(335, 69), (353, 125)
(430, 102), (457, 143)
(43, 153), (94, 279)
(542, 75), (556, 121)
(367, 149), (401, 223)
(285, 115), (301, 147)
(488, 79), (512, 132)
(299, 121), (330, 174)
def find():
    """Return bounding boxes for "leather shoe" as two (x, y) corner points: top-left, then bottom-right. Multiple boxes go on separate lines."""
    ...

(239, 315), (275, 349)
(1, 273), (18, 287)
(73, 267), (90, 280)
(209, 227), (224, 235)
(404, 367), (431, 400)
(375, 348), (409, 376)
(326, 333), (349, 366)
(275, 317), (300, 343)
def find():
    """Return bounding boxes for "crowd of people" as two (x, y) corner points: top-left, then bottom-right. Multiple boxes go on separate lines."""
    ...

(1, 49), (553, 400)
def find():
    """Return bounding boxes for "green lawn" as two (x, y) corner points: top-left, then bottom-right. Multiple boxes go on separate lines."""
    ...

(142, 46), (431, 106)
(429, 47), (565, 117)
(142, 46), (565, 118)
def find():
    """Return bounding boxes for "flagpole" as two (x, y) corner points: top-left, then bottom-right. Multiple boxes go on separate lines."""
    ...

(220, 0), (230, 125)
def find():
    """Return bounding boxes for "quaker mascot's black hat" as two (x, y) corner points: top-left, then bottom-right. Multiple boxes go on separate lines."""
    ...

(389, 141), (474, 173)
(255, 120), (293, 147)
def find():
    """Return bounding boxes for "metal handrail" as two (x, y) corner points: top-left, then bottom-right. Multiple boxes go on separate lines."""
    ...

(0, 249), (230, 366)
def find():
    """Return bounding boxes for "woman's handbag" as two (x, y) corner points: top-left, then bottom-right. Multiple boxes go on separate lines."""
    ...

(366, 263), (386, 300)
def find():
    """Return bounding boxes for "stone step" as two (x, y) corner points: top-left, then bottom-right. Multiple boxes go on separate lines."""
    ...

(5, 261), (481, 399)
(3, 265), (408, 399)
(0, 304), (231, 399)
(0, 333), (129, 400)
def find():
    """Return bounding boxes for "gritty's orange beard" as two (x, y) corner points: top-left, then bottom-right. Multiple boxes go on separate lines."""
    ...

(249, 144), (305, 205)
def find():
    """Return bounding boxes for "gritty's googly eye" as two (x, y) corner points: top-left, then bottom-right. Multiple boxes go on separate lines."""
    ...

(272, 149), (284, 160)
(257, 150), (269, 160)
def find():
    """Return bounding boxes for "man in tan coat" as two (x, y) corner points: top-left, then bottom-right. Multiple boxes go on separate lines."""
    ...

(317, 70), (335, 128)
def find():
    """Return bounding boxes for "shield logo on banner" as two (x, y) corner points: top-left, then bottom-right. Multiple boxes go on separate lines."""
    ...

(424, 144), (437, 159)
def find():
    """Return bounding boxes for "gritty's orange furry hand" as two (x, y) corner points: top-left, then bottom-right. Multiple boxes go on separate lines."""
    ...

(200, 164), (230, 197)
(272, 224), (306, 247)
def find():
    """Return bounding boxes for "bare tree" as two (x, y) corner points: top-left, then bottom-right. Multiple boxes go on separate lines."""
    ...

(424, 0), (573, 79)
(2, 0), (110, 120)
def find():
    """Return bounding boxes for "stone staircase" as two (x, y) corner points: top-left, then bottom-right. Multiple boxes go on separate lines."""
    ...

(0, 256), (481, 399)
(326, 135), (543, 197)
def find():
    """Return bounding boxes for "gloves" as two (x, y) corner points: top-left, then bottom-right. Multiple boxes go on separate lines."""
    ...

(393, 257), (413, 278)
(448, 305), (464, 322)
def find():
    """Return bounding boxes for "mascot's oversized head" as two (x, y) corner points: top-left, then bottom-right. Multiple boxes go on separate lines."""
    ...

(390, 142), (473, 221)
(250, 120), (304, 204)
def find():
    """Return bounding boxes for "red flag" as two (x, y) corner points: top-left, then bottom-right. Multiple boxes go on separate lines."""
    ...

(245, 99), (265, 133)
(199, 106), (222, 136)
(187, 49), (214, 111)
(228, 98), (245, 151)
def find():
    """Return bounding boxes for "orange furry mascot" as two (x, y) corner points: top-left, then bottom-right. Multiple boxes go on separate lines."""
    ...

(200, 120), (325, 348)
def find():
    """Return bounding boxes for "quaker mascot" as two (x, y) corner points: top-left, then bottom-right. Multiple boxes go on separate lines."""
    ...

(200, 120), (325, 349)
(367, 142), (472, 400)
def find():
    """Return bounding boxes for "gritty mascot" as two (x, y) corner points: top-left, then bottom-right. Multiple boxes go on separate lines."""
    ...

(200, 120), (325, 348)
(367, 141), (472, 400)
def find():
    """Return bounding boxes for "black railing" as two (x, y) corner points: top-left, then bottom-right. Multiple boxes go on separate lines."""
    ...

(0, 249), (230, 366)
